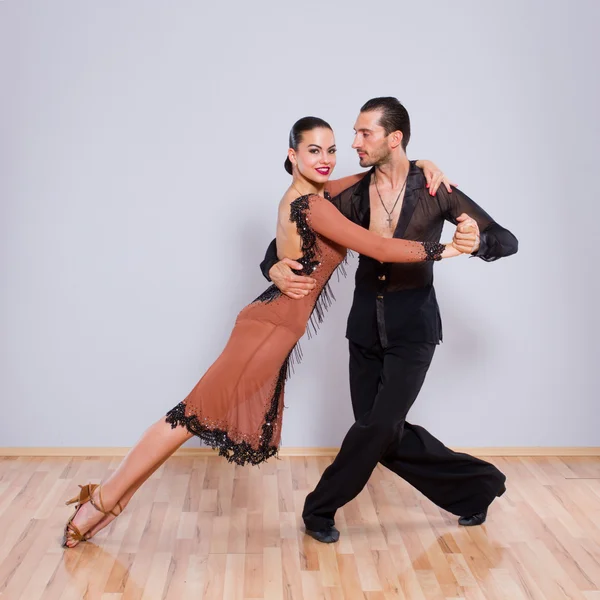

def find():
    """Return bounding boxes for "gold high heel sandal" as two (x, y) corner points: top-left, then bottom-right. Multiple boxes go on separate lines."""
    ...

(61, 483), (122, 548)
(83, 498), (124, 541)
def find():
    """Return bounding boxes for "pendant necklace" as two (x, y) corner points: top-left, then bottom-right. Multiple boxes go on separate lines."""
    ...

(374, 172), (408, 229)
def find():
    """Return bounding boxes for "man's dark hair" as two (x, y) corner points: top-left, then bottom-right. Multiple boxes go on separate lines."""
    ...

(360, 97), (411, 150)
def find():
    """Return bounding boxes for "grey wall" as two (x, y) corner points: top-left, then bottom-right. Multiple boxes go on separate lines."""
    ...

(1, 1), (598, 448)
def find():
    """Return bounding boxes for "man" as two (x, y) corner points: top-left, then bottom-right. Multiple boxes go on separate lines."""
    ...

(259, 97), (518, 543)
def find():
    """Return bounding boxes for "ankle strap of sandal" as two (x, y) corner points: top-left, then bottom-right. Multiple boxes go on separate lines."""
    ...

(89, 486), (108, 515)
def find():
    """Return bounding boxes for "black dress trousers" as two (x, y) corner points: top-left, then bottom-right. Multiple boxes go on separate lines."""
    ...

(302, 339), (506, 532)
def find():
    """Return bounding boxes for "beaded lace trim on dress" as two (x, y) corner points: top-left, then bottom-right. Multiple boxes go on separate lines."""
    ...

(423, 241), (445, 261)
(165, 360), (287, 466)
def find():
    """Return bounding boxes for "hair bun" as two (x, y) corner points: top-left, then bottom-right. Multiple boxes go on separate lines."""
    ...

(284, 157), (293, 175)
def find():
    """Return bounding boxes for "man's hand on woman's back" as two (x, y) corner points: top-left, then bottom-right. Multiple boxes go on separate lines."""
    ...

(269, 258), (317, 299)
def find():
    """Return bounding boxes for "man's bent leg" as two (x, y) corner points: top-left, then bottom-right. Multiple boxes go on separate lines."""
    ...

(303, 341), (435, 533)
(381, 422), (506, 517)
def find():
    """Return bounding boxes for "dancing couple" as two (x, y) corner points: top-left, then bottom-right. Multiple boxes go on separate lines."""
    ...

(62, 97), (517, 548)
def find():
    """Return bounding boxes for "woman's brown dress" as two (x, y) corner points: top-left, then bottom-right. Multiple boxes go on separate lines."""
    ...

(165, 180), (444, 466)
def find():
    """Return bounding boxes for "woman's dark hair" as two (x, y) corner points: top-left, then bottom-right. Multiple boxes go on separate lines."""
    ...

(360, 97), (411, 150)
(285, 116), (332, 174)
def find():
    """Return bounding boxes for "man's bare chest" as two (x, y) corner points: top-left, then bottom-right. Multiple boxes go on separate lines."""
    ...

(368, 187), (404, 238)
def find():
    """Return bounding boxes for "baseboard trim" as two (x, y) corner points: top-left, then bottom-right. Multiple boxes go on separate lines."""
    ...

(1, 446), (599, 457)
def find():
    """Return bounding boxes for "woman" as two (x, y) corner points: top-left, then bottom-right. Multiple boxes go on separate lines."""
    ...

(62, 117), (465, 548)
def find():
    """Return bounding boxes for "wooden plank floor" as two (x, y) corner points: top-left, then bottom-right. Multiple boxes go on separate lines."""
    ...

(0, 455), (599, 599)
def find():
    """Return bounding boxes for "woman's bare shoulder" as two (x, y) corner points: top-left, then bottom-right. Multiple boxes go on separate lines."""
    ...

(278, 188), (296, 211)
(278, 188), (305, 224)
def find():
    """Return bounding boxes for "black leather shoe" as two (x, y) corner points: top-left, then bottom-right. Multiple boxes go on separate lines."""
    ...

(458, 482), (506, 527)
(458, 510), (487, 526)
(305, 526), (340, 544)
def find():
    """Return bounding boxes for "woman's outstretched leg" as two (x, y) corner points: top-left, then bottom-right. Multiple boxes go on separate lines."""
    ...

(64, 417), (192, 548)
(84, 452), (172, 540)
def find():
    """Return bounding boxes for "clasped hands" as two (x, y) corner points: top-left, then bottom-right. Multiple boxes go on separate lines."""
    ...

(452, 213), (480, 255)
